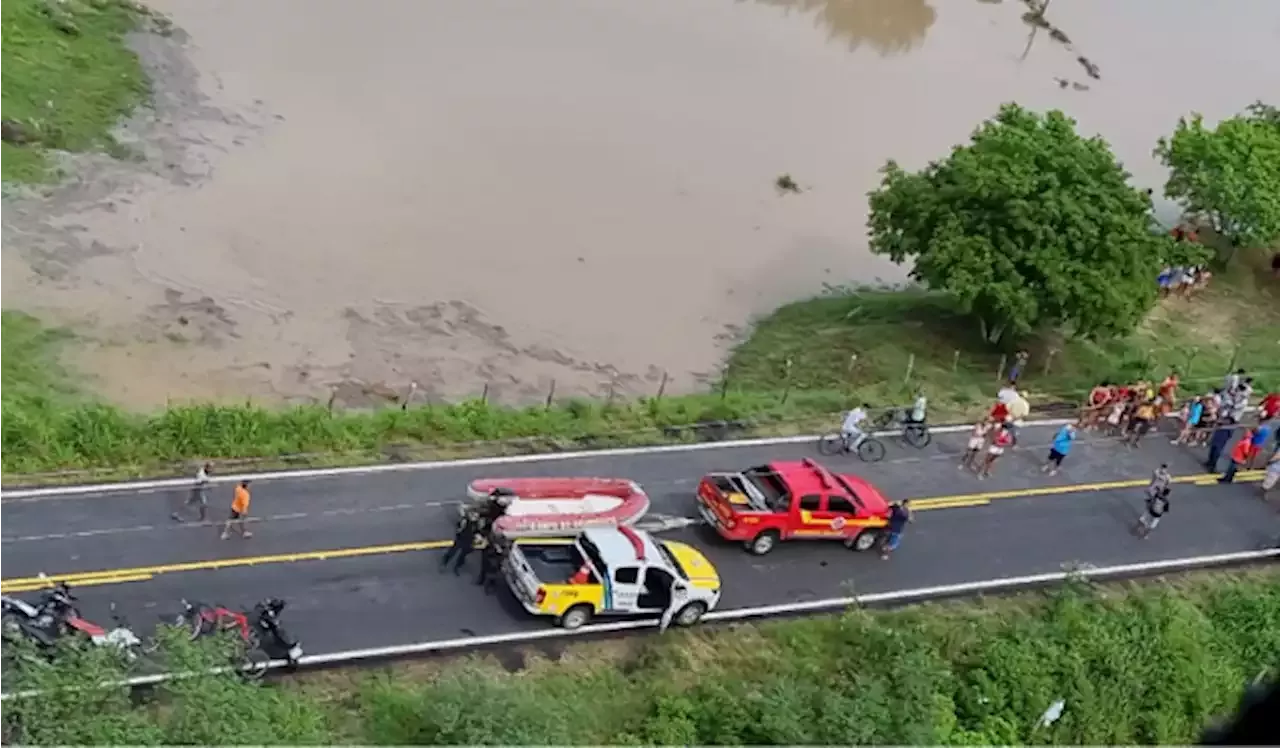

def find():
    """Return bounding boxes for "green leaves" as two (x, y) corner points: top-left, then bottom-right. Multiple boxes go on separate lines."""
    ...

(1155, 101), (1280, 251)
(868, 103), (1178, 344)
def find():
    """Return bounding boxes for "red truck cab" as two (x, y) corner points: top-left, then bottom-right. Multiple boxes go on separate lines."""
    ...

(696, 458), (891, 555)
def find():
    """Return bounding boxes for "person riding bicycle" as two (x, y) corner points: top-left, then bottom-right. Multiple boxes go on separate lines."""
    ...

(907, 391), (928, 425)
(841, 404), (872, 451)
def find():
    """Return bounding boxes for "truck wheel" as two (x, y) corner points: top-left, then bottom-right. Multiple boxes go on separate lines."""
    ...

(674, 601), (707, 627)
(558, 604), (593, 630)
(848, 529), (880, 552)
(746, 530), (779, 556)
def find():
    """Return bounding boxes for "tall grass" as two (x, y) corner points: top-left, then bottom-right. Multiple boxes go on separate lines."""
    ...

(4, 572), (1278, 745)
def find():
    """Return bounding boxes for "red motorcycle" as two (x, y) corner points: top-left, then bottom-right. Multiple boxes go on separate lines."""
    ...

(173, 599), (268, 677)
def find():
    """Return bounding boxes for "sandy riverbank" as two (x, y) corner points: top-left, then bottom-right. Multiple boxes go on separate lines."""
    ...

(3, 0), (1278, 410)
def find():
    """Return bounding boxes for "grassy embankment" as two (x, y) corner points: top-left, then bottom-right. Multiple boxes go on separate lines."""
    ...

(4, 254), (1277, 477)
(5, 570), (1279, 745)
(0, 0), (151, 184)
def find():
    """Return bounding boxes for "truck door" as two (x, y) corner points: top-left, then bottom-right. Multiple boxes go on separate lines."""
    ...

(610, 566), (643, 612)
(791, 493), (826, 538)
(824, 494), (862, 539)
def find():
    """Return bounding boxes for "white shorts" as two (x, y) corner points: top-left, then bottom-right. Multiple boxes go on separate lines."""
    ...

(988, 445), (1005, 456)
(1264, 470), (1279, 491)
(967, 437), (985, 451)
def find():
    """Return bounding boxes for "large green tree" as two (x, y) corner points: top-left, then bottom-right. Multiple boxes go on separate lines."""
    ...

(868, 103), (1184, 345)
(1154, 102), (1280, 253)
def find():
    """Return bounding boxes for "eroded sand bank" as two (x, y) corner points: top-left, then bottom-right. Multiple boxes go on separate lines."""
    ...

(3, 0), (1278, 410)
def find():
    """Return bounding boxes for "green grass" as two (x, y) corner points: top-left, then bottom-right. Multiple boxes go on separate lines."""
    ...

(5, 570), (1278, 745)
(1, 0), (150, 183)
(728, 252), (1280, 410)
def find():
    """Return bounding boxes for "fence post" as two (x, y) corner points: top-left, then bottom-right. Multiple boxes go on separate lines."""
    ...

(720, 364), (731, 401)
(903, 353), (915, 385)
(951, 349), (960, 373)
(480, 382), (489, 405)
(997, 354), (1007, 382)
(1043, 349), (1059, 377)
(606, 374), (617, 407)
(326, 386), (337, 414)
(401, 381), (418, 411)
(1183, 347), (1198, 379)
(545, 379), (556, 411)
(655, 370), (669, 401)
(1226, 346), (1239, 374)
(781, 357), (794, 405)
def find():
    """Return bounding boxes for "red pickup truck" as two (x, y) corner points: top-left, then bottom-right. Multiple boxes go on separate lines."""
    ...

(696, 458), (891, 555)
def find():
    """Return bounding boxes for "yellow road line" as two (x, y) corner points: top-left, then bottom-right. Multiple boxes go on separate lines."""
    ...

(1, 470), (1264, 593)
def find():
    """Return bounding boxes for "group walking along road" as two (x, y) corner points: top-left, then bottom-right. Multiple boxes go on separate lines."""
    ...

(2, 418), (1276, 659)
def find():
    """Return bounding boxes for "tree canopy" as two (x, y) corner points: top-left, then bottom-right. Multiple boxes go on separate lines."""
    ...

(1154, 101), (1280, 251)
(867, 103), (1187, 344)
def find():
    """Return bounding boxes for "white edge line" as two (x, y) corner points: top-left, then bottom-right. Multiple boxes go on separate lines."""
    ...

(3, 547), (1274, 700)
(0, 417), (1077, 499)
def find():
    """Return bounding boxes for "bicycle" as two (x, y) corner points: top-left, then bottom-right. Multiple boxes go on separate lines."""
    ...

(816, 430), (886, 462)
(872, 408), (932, 449)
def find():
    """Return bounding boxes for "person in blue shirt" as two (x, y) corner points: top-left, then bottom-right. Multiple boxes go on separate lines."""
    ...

(1250, 419), (1275, 466)
(1172, 396), (1205, 446)
(879, 500), (912, 560)
(1041, 423), (1077, 476)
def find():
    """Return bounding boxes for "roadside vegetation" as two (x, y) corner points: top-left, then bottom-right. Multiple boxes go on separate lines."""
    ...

(1, 0), (152, 184)
(5, 571), (1278, 745)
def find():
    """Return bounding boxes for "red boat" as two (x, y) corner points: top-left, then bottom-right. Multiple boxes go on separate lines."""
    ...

(465, 477), (650, 538)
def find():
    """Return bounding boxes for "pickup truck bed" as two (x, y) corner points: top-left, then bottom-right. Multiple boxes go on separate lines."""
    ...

(518, 543), (584, 584)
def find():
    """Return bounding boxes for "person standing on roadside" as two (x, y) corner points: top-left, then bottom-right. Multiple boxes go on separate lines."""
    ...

(1134, 486), (1170, 538)
(880, 500), (912, 560)
(1041, 423), (1077, 476)
(1206, 424), (1235, 471)
(221, 480), (253, 540)
(172, 462), (212, 523)
(1218, 429), (1256, 484)
(1260, 392), (1280, 422)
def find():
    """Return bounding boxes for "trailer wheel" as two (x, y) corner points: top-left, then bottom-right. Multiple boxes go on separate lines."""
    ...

(746, 530), (780, 556)
(558, 604), (593, 630)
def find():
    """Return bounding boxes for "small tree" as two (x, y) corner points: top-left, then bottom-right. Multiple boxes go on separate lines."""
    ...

(868, 103), (1183, 345)
(1155, 102), (1280, 255)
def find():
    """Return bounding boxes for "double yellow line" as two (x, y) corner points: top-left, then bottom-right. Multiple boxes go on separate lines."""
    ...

(1, 470), (1264, 594)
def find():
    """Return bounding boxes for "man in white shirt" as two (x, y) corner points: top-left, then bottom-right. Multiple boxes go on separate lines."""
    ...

(910, 392), (928, 424)
(172, 462), (212, 522)
(841, 404), (870, 450)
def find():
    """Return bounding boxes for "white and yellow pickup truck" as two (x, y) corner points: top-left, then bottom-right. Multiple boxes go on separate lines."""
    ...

(503, 527), (721, 630)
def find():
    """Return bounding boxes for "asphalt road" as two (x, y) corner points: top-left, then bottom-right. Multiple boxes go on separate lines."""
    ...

(2, 420), (1276, 657)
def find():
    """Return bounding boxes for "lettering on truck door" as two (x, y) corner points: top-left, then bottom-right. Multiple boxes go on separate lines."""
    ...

(610, 566), (643, 612)
(794, 493), (834, 537)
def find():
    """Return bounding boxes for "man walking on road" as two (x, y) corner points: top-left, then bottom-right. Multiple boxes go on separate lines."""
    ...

(1134, 486), (1170, 538)
(1206, 425), (1235, 471)
(880, 500), (912, 560)
(1041, 423), (1077, 476)
(440, 509), (481, 576)
(1149, 464), (1172, 497)
(1218, 430), (1255, 484)
(221, 480), (253, 540)
(172, 462), (212, 523)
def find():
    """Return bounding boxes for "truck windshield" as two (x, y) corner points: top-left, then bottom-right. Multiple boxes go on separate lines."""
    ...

(657, 543), (689, 580)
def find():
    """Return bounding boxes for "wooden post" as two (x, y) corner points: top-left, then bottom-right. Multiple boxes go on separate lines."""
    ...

(607, 375), (617, 407)
(655, 370), (669, 401)
(401, 381), (418, 411)
(545, 379), (556, 411)
(720, 364), (730, 401)
(997, 354), (1008, 382)
(952, 350), (960, 373)
(1043, 349), (1059, 377)
(903, 353), (915, 384)
(480, 382), (489, 405)
(326, 386), (337, 414)
(1226, 346), (1239, 374)
(781, 357), (794, 405)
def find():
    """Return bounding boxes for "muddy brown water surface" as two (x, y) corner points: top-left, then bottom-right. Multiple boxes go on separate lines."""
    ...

(3, 0), (1278, 410)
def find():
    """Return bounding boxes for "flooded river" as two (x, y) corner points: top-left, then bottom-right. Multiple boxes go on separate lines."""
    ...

(3, 0), (1278, 408)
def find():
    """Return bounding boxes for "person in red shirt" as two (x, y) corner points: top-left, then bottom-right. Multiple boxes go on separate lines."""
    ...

(1218, 430), (1255, 484)
(979, 424), (1014, 480)
(1260, 392), (1280, 421)
(1084, 381), (1113, 428)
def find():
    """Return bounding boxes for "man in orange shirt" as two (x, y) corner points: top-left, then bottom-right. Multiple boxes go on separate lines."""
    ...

(221, 480), (254, 539)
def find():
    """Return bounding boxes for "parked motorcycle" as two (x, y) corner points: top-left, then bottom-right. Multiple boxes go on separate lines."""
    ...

(173, 599), (271, 678)
(252, 598), (303, 668)
(2, 583), (140, 660)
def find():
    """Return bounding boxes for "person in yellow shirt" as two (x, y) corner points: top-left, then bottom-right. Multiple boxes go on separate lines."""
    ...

(221, 480), (253, 540)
